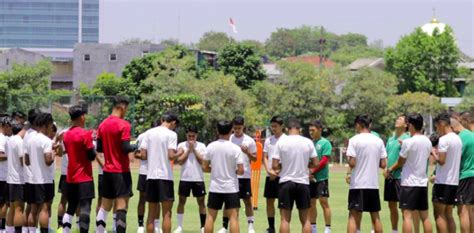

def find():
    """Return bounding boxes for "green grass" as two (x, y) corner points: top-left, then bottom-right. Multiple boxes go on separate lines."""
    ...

(50, 165), (458, 232)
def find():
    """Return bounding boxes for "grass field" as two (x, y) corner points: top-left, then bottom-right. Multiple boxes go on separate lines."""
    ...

(49, 164), (459, 233)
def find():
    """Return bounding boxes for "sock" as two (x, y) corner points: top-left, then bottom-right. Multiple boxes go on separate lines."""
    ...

(392, 231), (398, 233)
(371, 230), (375, 233)
(154, 219), (160, 229)
(311, 224), (317, 233)
(21, 227), (28, 233)
(247, 216), (254, 224)
(138, 215), (144, 227)
(113, 213), (117, 231)
(356, 231), (361, 233)
(40, 228), (48, 233)
(96, 208), (108, 233)
(222, 217), (229, 229)
(115, 209), (127, 233)
(0, 218), (5, 230)
(62, 214), (72, 233)
(57, 216), (63, 229)
(14, 227), (22, 233)
(324, 225), (331, 233)
(199, 214), (206, 228)
(176, 214), (183, 228)
(27, 227), (35, 233)
(268, 217), (275, 230)
(48, 217), (51, 230)
(6, 226), (14, 233)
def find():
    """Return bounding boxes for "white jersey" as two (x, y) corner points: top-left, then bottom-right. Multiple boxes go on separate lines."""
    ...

(25, 132), (54, 184)
(230, 134), (257, 179)
(140, 126), (178, 181)
(136, 133), (148, 175)
(60, 129), (69, 176)
(0, 133), (8, 181)
(435, 132), (463, 185)
(6, 135), (25, 184)
(273, 135), (317, 185)
(204, 139), (244, 193)
(347, 133), (387, 189)
(23, 128), (36, 183)
(399, 135), (431, 187)
(178, 141), (207, 182)
(263, 134), (286, 176)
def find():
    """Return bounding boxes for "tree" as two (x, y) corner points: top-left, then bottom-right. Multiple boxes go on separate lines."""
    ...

(341, 68), (398, 133)
(338, 33), (368, 47)
(385, 27), (460, 96)
(197, 31), (235, 52)
(457, 73), (474, 112)
(331, 45), (384, 66)
(240, 40), (266, 56)
(218, 43), (266, 89)
(0, 60), (52, 112)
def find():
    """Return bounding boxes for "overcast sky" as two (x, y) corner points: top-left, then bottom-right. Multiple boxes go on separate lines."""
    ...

(99, 0), (473, 56)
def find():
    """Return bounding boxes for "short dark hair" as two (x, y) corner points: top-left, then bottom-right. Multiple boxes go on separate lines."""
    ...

(11, 120), (23, 135)
(112, 96), (130, 107)
(33, 113), (54, 128)
(232, 116), (245, 126)
(309, 120), (324, 129)
(434, 112), (451, 125)
(460, 111), (473, 123)
(27, 108), (42, 124)
(287, 118), (301, 129)
(186, 125), (198, 133)
(52, 123), (57, 133)
(217, 120), (233, 135)
(69, 105), (87, 120)
(162, 112), (179, 125)
(407, 113), (424, 131)
(151, 119), (161, 128)
(270, 116), (284, 125)
(0, 115), (13, 127)
(429, 133), (439, 147)
(12, 111), (26, 119)
(354, 114), (371, 129)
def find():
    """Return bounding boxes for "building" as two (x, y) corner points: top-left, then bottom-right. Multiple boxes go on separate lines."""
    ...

(0, 0), (99, 49)
(348, 58), (384, 71)
(73, 43), (165, 88)
(283, 55), (336, 68)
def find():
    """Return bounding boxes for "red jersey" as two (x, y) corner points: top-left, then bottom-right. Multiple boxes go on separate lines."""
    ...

(97, 115), (131, 173)
(63, 126), (94, 183)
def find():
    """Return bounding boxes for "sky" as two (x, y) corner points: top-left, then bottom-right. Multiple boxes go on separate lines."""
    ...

(99, 0), (474, 56)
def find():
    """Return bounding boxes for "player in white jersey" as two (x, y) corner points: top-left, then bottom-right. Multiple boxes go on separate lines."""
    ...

(0, 115), (13, 233)
(262, 116), (286, 233)
(218, 116), (256, 233)
(6, 119), (26, 233)
(272, 119), (319, 233)
(139, 113), (179, 233)
(173, 126), (207, 233)
(203, 120), (244, 233)
(56, 128), (70, 232)
(432, 113), (463, 233)
(346, 115), (387, 233)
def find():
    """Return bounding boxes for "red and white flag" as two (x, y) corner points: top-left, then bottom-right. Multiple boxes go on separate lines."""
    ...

(229, 17), (238, 34)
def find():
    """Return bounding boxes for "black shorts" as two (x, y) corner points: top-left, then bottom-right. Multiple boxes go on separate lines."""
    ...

(207, 192), (240, 210)
(456, 177), (474, 205)
(348, 189), (381, 212)
(278, 181), (311, 210)
(97, 175), (103, 198)
(178, 181), (206, 197)
(7, 183), (24, 202)
(238, 178), (252, 199)
(146, 179), (174, 203)
(399, 186), (428, 210)
(432, 184), (458, 205)
(264, 177), (280, 199)
(102, 172), (133, 199)
(58, 175), (67, 193)
(137, 174), (147, 193)
(0, 181), (8, 203)
(310, 180), (330, 199)
(384, 179), (401, 202)
(25, 183), (55, 204)
(65, 181), (95, 201)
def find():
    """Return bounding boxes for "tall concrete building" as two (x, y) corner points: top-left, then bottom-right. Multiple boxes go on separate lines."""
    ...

(0, 0), (99, 48)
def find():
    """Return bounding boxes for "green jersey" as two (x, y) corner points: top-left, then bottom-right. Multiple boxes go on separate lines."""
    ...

(459, 129), (474, 180)
(371, 131), (381, 138)
(386, 132), (410, 179)
(314, 137), (332, 181)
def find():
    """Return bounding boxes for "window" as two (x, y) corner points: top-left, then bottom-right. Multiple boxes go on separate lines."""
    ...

(109, 53), (117, 61)
(83, 54), (90, 61)
(141, 51), (149, 57)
